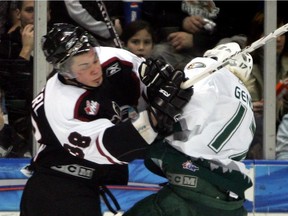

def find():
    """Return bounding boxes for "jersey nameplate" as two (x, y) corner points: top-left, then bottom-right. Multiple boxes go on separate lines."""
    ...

(234, 86), (253, 109)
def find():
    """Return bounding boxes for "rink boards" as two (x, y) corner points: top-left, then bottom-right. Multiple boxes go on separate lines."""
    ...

(1, 158), (288, 214)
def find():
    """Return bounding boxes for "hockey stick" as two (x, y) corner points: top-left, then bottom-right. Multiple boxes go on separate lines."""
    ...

(180, 23), (288, 89)
(95, 0), (123, 48)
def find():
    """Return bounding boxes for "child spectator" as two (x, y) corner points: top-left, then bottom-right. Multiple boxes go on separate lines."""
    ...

(121, 20), (154, 58)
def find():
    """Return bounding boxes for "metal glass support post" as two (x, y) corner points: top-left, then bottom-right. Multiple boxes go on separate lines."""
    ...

(33, 0), (48, 155)
(263, 0), (277, 159)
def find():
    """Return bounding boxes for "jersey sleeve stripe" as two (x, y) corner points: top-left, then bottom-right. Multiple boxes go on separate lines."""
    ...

(96, 137), (123, 164)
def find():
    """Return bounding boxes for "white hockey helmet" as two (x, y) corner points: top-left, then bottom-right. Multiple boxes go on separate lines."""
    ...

(203, 42), (241, 62)
(228, 52), (253, 83)
(203, 42), (253, 82)
(183, 57), (218, 81)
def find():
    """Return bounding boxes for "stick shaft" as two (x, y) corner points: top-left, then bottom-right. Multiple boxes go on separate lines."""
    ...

(95, 0), (123, 48)
(181, 23), (288, 89)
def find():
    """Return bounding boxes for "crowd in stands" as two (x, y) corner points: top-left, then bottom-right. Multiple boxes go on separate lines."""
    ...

(0, 0), (288, 160)
(0, 0), (51, 157)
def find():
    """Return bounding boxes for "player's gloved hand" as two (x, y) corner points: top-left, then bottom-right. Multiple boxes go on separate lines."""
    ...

(132, 59), (193, 143)
(138, 58), (174, 92)
(138, 58), (193, 135)
(148, 69), (194, 135)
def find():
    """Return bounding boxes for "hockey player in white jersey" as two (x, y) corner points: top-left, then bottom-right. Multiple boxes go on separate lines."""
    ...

(19, 23), (193, 216)
(123, 42), (255, 216)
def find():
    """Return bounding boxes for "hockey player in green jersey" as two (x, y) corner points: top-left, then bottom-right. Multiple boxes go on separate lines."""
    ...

(123, 42), (255, 216)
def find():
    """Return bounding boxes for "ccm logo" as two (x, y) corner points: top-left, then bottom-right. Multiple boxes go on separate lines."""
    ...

(51, 164), (94, 179)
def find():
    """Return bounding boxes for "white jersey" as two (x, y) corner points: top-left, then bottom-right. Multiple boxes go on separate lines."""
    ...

(166, 57), (255, 174)
(31, 46), (149, 184)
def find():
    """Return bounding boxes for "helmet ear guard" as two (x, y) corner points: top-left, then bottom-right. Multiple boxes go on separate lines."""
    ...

(227, 52), (253, 83)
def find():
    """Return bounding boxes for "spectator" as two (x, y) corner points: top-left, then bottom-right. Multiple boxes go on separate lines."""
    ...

(19, 23), (193, 216)
(0, 0), (51, 157)
(0, 1), (9, 38)
(0, 0), (51, 60)
(276, 113), (288, 160)
(141, 0), (219, 69)
(244, 11), (288, 159)
(6, 1), (21, 34)
(0, 89), (10, 157)
(62, 0), (124, 47)
(123, 42), (254, 216)
(121, 19), (154, 58)
(212, 1), (262, 41)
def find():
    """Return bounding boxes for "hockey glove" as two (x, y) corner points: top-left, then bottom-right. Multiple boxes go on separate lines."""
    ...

(148, 69), (193, 135)
(139, 58), (174, 92)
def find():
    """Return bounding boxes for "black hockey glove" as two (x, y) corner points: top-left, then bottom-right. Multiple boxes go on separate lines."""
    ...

(139, 58), (174, 93)
(138, 58), (193, 135)
(147, 70), (193, 135)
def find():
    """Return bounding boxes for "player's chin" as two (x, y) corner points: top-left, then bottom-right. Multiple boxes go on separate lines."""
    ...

(92, 77), (103, 87)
